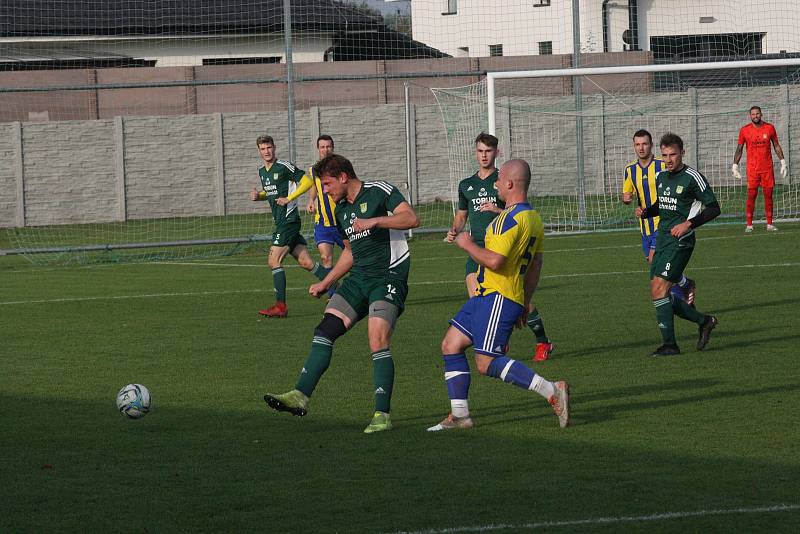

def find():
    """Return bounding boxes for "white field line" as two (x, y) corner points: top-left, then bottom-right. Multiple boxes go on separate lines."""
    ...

(3, 228), (793, 273)
(1, 261), (798, 306)
(388, 503), (800, 534)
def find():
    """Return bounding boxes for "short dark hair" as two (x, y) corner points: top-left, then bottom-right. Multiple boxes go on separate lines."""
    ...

(633, 129), (652, 143)
(256, 135), (274, 147)
(750, 105), (762, 113)
(660, 132), (684, 151)
(313, 153), (356, 180)
(317, 134), (334, 148)
(475, 132), (498, 148)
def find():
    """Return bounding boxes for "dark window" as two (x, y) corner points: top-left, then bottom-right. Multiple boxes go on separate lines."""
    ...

(538, 41), (553, 55)
(443, 0), (457, 15)
(202, 57), (281, 66)
(533, 0), (551, 7)
(0, 58), (156, 71)
(489, 44), (503, 57)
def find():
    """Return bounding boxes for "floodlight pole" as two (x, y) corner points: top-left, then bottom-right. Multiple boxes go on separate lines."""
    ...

(283, 0), (297, 163)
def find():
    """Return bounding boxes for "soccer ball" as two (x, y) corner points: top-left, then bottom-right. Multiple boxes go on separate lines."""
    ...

(116, 383), (152, 419)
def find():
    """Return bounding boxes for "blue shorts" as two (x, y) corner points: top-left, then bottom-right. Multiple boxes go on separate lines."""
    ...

(314, 224), (344, 249)
(641, 233), (657, 259)
(449, 293), (523, 357)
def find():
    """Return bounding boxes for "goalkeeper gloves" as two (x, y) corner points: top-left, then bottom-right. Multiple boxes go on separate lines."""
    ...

(780, 159), (788, 179)
(731, 163), (742, 179)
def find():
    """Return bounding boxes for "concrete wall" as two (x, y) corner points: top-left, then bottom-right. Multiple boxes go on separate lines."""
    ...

(2, 83), (800, 229)
(0, 123), (18, 227)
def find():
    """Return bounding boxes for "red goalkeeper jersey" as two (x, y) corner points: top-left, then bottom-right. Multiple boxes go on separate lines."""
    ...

(738, 122), (778, 174)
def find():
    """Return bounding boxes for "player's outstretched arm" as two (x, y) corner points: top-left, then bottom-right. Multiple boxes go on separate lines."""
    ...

(636, 198), (660, 219)
(454, 232), (506, 271)
(352, 201), (420, 233)
(310, 243), (353, 298)
(447, 209), (468, 242)
(307, 185), (317, 213)
(251, 186), (266, 201)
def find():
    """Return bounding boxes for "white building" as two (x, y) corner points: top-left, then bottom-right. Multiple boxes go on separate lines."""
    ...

(411, 0), (800, 59)
(0, 0), (444, 70)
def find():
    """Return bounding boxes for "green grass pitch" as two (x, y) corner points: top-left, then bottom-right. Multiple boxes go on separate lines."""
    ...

(1, 223), (799, 532)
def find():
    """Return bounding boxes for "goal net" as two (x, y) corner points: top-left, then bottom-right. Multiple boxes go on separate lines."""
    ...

(434, 60), (800, 233)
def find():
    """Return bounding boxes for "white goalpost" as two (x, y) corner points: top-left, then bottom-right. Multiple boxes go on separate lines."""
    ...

(432, 58), (800, 233)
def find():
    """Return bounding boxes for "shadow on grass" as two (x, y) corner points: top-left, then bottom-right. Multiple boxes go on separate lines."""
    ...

(2, 391), (799, 533)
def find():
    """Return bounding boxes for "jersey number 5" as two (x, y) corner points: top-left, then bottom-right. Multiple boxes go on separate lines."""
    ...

(519, 236), (537, 275)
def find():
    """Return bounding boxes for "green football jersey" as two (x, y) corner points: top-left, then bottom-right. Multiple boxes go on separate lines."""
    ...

(258, 160), (306, 226)
(457, 169), (505, 242)
(335, 180), (410, 278)
(655, 164), (718, 248)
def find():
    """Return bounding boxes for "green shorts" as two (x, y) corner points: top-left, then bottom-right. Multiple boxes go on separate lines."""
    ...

(650, 240), (694, 283)
(336, 269), (409, 321)
(272, 221), (307, 250)
(464, 240), (484, 277)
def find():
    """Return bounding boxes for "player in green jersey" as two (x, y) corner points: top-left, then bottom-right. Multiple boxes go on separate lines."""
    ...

(447, 133), (554, 362)
(264, 154), (420, 433)
(250, 135), (332, 318)
(636, 133), (720, 356)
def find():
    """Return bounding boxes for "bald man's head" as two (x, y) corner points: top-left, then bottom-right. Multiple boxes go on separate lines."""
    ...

(503, 159), (531, 190)
(496, 159), (531, 204)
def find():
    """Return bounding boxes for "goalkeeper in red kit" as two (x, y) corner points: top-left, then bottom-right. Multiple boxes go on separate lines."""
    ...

(732, 106), (787, 232)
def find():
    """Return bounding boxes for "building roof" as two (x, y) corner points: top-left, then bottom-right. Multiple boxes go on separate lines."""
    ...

(0, 0), (382, 37)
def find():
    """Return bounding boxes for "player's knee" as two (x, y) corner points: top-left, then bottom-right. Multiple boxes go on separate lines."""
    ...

(314, 313), (348, 343)
(267, 251), (282, 269)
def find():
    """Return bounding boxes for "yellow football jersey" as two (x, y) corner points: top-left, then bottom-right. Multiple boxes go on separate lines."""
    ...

(623, 158), (664, 236)
(476, 203), (544, 306)
(310, 166), (337, 227)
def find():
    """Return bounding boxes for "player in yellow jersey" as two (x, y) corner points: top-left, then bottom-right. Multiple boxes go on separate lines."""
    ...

(428, 159), (570, 431)
(276, 135), (343, 299)
(623, 129), (696, 305)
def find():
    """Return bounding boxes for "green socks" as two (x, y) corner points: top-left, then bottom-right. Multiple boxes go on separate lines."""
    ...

(526, 308), (550, 343)
(312, 262), (331, 281)
(272, 267), (286, 303)
(372, 349), (394, 413)
(654, 297), (676, 345)
(295, 337), (333, 397)
(672, 296), (704, 324)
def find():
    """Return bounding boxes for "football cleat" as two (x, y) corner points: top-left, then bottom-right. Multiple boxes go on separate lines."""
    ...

(264, 389), (308, 417)
(651, 344), (681, 356)
(767, 224), (778, 232)
(427, 413), (475, 432)
(363, 411), (392, 434)
(534, 342), (554, 362)
(258, 302), (288, 318)
(745, 225), (754, 233)
(548, 381), (570, 428)
(683, 278), (697, 306)
(697, 315), (718, 351)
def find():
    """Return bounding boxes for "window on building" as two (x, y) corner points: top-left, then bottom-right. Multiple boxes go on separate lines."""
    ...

(202, 57), (281, 66)
(489, 44), (503, 57)
(443, 0), (457, 15)
(533, 0), (551, 6)
(457, 46), (469, 57)
(538, 41), (553, 55)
